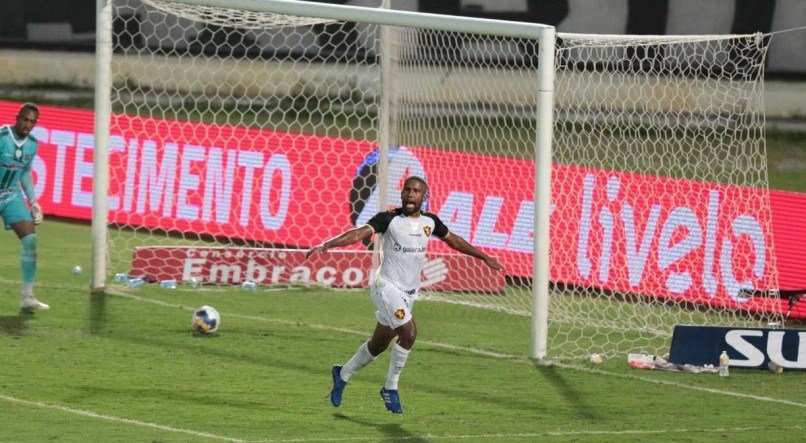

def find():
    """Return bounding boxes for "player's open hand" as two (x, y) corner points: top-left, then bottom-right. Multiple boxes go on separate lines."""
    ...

(484, 256), (505, 272)
(30, 200), (43, 225)
(305, 243), (328, 259)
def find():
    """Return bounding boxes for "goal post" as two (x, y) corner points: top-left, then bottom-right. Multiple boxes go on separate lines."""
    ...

(92, 0), (114, 292)
(93, 0), (781, 360)
(92, 0), (556, 355)
(533, 26), (556, 361)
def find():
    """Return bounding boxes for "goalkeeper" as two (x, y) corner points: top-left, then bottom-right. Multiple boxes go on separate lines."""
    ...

(307, 176), (504, 414)
(0, 103), (48, 310)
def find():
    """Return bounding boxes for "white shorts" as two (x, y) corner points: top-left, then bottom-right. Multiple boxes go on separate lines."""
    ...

(371, 277), (414, 329)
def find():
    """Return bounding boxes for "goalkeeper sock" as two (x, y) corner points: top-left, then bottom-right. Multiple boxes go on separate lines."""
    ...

(20, 234), (37, 295)
(384, 343), (410, 390)
(340, 342), (376, 382)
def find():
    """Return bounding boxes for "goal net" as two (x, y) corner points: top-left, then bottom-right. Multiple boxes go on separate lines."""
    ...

(550, 33), (781, 358)
(101, 0), (781, 359)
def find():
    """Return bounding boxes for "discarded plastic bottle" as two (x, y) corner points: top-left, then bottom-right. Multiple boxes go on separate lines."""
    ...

(160, 280), (177, 289)
(127, 276), (145, 288)
(115, 273), (128, 282)
(719, 350), (730, 377)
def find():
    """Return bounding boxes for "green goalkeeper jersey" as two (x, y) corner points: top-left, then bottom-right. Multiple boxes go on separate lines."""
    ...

(0, 125), (38, 207)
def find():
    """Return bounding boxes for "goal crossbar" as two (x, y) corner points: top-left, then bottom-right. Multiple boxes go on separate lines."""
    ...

(161, 0), (552, 38)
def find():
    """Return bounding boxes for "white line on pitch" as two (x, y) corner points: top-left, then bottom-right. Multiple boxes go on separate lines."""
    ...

(0, 387), (801, 443)
(0, 277), (302, 294)
(243, 425), (801, 442)
(551, 361), (806, 409)
(107, 290), (806, 410)
(108, 290), (521, 360)
(0, 393), (244, 442)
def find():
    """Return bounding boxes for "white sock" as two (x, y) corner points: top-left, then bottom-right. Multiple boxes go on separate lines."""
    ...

(384, 343), (411, 390)
(340, 342), (376, 382)
(22, 283), (34, 298)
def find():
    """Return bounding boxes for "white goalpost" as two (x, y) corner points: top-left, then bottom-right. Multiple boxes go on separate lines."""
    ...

(92, 0), (781, 361)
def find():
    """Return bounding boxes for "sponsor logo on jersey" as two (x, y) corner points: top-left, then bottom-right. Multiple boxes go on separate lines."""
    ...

(393, 242), (425, 253)
(401, 246), (426, 253)
(0, 162), (24, 170)
(394, 309), (406, 319)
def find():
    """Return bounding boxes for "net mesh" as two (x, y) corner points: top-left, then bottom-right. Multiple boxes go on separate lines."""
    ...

(141, 0), (337, 29)
(107, 0), (782, 359)
(550, 33), (780, 357)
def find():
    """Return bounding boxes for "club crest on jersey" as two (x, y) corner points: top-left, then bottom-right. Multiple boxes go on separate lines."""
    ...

(394, 309), (406, 319)
(14, 148), (22, 159)
(423, 226), (432, 236)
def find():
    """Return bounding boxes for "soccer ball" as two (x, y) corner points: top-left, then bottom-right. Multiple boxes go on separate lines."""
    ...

(192, 305), (220, 334)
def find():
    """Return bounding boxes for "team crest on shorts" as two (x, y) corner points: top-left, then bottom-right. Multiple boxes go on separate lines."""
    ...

(423, 226), (432, 236)
(394, 309), (406, 319)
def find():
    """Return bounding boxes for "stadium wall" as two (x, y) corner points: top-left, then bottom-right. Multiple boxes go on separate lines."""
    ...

(1, 49), (806, 121)
(1, 0), (805, 76)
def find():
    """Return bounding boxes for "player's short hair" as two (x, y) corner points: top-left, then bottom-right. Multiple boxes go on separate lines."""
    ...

(18, 103), (39, 116)
(404, 176), (427, 190)
(404, 176), (429, 200)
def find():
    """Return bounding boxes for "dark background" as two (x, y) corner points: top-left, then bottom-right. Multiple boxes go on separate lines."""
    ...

(0, 0), (802, 77)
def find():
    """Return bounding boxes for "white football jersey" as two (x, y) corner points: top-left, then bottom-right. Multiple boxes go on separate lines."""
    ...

(366, 208), (449, 297)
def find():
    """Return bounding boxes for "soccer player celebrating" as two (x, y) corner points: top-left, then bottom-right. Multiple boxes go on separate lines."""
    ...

(307, 176), (504, 414)
(0, 103), (48, 311)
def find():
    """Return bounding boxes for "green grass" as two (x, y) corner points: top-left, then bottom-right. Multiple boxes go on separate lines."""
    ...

(767, 131), (806, 192)
(0, 220), (804, 442)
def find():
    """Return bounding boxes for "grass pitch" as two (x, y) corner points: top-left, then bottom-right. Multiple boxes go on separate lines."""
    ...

(0, 220), (804, 442)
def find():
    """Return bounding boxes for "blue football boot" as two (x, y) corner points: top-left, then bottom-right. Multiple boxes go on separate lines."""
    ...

(330, 365), (347, 407)
(380, 387), (403, 414)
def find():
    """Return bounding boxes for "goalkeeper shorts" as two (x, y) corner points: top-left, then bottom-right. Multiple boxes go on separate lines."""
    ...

(0, 193), (33, 230)
(371, 276), (414, 329)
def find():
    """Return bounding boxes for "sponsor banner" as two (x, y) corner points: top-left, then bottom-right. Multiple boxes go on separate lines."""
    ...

(2, 100), (805, 316)
(669, 325), (806, 370)
(549, 167), (781, 315)
(130, 246), (505, 292)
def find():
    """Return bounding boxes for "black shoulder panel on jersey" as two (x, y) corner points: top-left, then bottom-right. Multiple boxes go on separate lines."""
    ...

(367, 210), (397, 234)
(0, 126), (9, 137)
(422, 212), (449, 238)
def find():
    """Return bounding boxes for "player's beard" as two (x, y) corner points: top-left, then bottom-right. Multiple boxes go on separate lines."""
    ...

(402, 200), (421, 216)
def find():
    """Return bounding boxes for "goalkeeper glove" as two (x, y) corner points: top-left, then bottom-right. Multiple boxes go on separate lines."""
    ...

(30, 199), (43, 225)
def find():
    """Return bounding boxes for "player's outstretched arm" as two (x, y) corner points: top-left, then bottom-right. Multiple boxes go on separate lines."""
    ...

(441, 233), (505, 272)
(306, 225), (374, 258)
